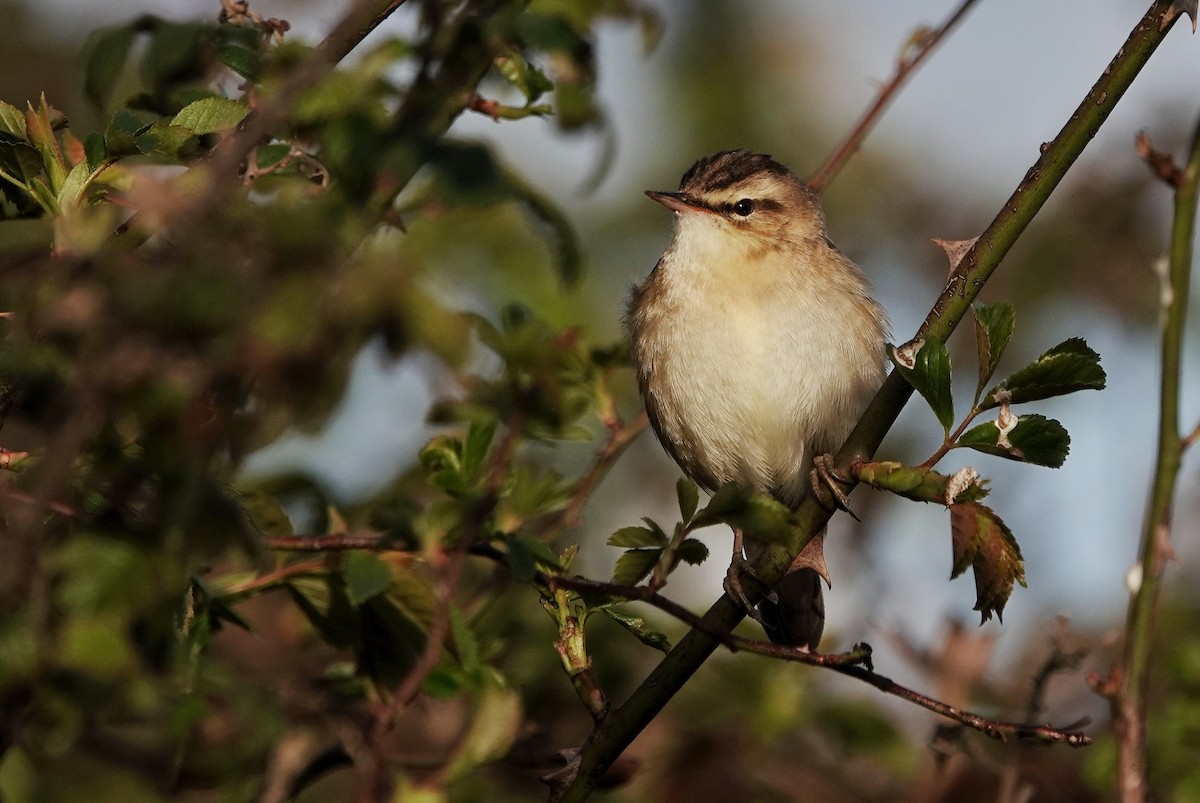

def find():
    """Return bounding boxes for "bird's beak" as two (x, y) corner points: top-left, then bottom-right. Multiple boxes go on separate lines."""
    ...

(645, 190), (712, 215)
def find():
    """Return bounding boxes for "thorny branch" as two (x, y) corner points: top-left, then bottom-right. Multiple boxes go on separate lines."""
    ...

(1098, 111), (1200, 803)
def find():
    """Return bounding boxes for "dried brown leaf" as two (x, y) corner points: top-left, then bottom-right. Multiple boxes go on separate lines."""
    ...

(949, 500), (1026, 623)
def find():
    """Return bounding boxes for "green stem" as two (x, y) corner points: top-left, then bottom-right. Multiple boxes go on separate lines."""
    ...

(1112, 111), (1200, 803)
(557, 4), (1186, 800)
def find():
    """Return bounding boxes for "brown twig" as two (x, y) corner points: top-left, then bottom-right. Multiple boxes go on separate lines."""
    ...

(540, 411), (648, 538)
(219, 558), (328, 599)
(265, 532), (396, 551)
(1183, 418), (1200, 450)
(806, 0), (981, 193)
(1135, 130), (1185, 187)
(540, 572), (1088, 746)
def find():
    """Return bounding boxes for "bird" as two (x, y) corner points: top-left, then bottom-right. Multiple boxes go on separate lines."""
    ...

(625, 150), (889, 649)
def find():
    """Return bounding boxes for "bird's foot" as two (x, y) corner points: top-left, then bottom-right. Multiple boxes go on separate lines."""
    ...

(723, 548), (774, 623)
(810, 453), (860, 521)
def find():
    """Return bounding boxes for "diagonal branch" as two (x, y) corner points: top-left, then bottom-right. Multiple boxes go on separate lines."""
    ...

(557, 3), (1189, 799)
(807, 0), (981, 194)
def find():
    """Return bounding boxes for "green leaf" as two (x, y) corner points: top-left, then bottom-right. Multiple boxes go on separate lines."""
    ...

(676, 477), (699, 522)
(141, 21), (207, 93)
(442, 682), (523, 783)
(677, 538), (709, 566)
(254, 142), (290, 169)
(239, 490), (294, 536)
(607, 525), (665, 549)
(83, 25), (135, 109)
(611, 549), (660, 586)
(104, 109), (145, 157)
(494, 48), (554, 103)
(0, 137), (43, 185)
(83, 132), (106, 170)
(56, 162), (90, 210)
(890, 338), (954, 434)
(692, 484), (800, 551)
(420, 434), (465, 493)
(461, 418), (497, 480)
(134, 120), (199, 159)
(286, 575), (360, 650)
(948, 501), (1026, 623)
(0, 101), (25, 137)
(957, 413), (1070, 468)
(981, 337), (1106, 409)
(25, 97), (66, 193)
(973, 301), (1015, 397)
(359, 594), (427, 685)
(601, 608), (671, 653)
(171, 96), (248, 134)
(449, 606), (480, 675)
(343, 552), (392, 605)
(219, 43), (261, 79)
(503, 534), (561, 582)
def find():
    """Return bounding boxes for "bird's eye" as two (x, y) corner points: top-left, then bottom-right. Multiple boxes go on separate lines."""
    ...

(732, 198), (755, 216)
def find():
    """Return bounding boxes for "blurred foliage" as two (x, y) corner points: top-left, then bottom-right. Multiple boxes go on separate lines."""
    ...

(0, 1), (1192, 802)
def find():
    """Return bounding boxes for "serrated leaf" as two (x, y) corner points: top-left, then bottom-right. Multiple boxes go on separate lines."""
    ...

(973, 301), (1015, 396)
(948, 501), (1026, 623)
(676, 477), (699, 522)
(344, 551), (392, 605)
(607, 526), (665, 549)
(171, 97), (248, 134)
(0, 101), (25, 138)
(601, 608), (671, 653)
(957, 413), (1070, 468)
(611, 548), (660, 586)
(677, 538), (709, 566)
(890, 338), (954, 434)
(134, 120), (198, 160)
(83, 25), (135, 110)
(442, 682), (522, 783)
(982, 338), (1106, 409)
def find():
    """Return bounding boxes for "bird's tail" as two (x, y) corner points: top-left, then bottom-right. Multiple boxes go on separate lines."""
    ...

(748, 532), (828, 650)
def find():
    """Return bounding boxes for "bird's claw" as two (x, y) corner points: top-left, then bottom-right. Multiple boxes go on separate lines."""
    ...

(810, 453), (860, 521)
(723, 552), (775, 623)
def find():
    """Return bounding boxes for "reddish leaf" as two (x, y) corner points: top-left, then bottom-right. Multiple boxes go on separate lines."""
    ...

(949, 501), (1026, 623)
